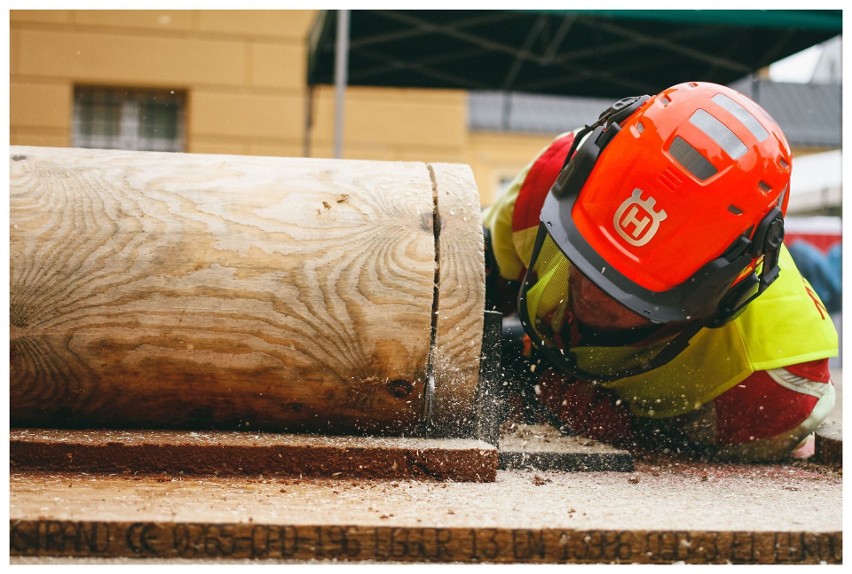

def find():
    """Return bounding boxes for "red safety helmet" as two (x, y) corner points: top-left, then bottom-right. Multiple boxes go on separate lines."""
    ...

(519, 82), (791, 381)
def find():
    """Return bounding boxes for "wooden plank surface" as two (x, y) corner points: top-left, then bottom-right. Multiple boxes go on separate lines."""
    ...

(815, 367), (843, 466)
(498, 424), (633, 472)
(814, 420), (842, 466)
(9, 147), (482, 435)
(10, 429), (497, 482)
(9, 462), (841, 564)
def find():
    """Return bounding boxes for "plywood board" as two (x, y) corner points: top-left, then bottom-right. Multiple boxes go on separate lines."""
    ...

(9, 463), (841, 564)
(10, 429), (497, 482)
(499, 424), (633, 472)
(814, 420), (841, 466)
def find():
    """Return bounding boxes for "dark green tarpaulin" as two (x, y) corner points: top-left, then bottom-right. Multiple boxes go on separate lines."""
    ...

(307, 10), (841, 98)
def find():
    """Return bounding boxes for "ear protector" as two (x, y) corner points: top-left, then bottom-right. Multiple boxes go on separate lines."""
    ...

(710, 206), (785, 326)
(552, 95), (651, 200)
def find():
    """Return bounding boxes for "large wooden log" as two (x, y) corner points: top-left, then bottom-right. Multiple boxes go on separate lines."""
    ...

(9, 146), (484, 436)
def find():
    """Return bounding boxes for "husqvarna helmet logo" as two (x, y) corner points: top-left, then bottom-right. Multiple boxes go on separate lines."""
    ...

(613, 189), (668, 247)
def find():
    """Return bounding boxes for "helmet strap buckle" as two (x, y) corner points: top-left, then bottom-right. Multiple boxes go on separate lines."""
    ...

(711, 207), (785, 326)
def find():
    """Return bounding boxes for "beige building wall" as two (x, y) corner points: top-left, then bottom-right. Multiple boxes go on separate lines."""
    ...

(467, 131), (556, 204)
(10, 9), (560, 207)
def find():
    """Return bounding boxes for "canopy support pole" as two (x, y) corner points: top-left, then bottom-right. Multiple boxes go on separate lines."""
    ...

(333, 9), (350, 159)
(303, 86), (314, 158)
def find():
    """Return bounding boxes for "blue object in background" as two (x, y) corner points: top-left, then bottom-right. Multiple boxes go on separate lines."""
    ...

(788, 240), (842, 315)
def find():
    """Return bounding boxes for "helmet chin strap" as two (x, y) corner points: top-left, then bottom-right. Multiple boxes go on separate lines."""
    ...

(521, 289), (707, 383)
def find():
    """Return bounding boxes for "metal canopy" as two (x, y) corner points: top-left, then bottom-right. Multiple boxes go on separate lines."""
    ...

(306, 10), (841, 98)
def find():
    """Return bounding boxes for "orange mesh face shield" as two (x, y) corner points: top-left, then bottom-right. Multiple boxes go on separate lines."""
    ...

(568, 260), (654, 334)
(519, 225), (704, 381)
(518, 83), (791, 381)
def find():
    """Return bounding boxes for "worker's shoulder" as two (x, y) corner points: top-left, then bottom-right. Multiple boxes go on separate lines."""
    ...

(734, 246), (838, 370)
(511, 130), (579, 232)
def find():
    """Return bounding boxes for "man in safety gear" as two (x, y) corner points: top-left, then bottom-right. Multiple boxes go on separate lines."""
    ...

(483, 82), (837, 461)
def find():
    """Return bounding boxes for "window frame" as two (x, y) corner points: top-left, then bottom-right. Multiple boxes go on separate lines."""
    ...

(72, 85), (187, 152)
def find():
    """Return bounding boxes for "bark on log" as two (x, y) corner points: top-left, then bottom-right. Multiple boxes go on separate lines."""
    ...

(9, 146), (484, 436)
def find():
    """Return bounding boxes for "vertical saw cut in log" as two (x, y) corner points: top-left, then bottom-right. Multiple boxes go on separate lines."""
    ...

(9, 147), (485, 436)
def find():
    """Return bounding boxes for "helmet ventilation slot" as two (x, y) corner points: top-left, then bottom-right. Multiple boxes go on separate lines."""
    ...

(659, 168), (683, 191)
(669, 136), (717, 180)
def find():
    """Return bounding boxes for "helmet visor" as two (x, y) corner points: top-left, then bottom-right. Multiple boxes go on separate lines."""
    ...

(540, 190), (753, 324)
(518, 223), (702, 382)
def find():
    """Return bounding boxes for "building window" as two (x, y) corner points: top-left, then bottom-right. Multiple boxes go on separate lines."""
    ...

(73, 86), (186, 152)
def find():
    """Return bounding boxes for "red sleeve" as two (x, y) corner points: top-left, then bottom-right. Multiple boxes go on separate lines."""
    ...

(711, 358), (832, 446)
(511, 132), (577, 233)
